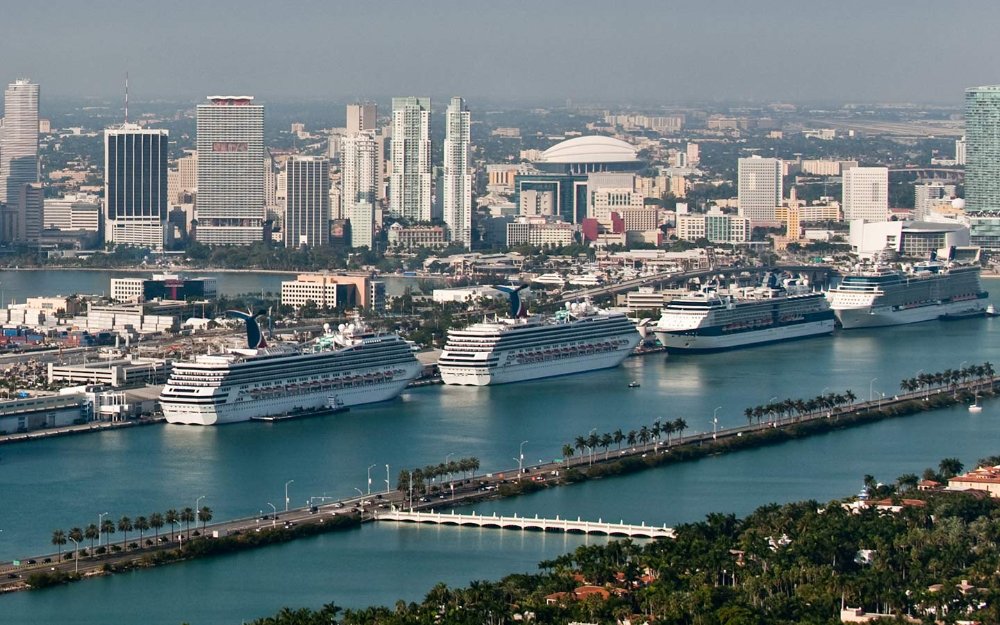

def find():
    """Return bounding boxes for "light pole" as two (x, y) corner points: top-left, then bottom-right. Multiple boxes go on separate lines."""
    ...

(385, 464), (391, 494)
(267, 503), (276, 527)
(713, 406), (722, 440)
(98, 512), (109, 547)
(68, 537), (79, 574)
(443, 454), (454, 485)
(367, 465), (376, 495)
(915, 370), (925, 399)
(196, 495), (206, 514)
(353, 487), (364, 498)
(869, 377), (878, 403)
(284, 480), (294, 512)
(518, 440), (528, 481)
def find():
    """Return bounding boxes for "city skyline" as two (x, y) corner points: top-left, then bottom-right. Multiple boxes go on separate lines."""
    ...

(2, 1), (1000, 104)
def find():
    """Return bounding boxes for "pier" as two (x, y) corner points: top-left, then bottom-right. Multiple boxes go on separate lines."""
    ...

(375, 509), (674, 539)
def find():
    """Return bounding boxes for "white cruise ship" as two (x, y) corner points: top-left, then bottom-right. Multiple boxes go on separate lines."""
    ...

(160, 312), (422, 425)
(438, 286), (641, 386)
(826, 260), (988, 329)
(653, 274), (835, 352)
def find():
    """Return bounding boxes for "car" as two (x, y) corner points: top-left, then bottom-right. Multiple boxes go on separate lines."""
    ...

(7, 573), (18, 579)
(43, 558), (51, 563)
(26, 559), (36, 565)
(308, 506), (318, 514)
(334, 502), (345, 508)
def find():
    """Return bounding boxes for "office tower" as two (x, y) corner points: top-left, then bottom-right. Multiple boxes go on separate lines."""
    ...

(349, 202), (375, 249)
(342, 130), (379, 206)
(12, 183), (43, 243)
(104, 124), (169, 249)
(0, 79), (40, 204)
(390, 97), (431, 221)
(284, 156), (330, 248)
(914, 182), (956, 220)
(195, 96), (265, 245)
(346, 102), (377, 136)
(177, 151), (198, 196)
(842, 166), (888, 222)
(443, 97), (472, 247)
(737, 156), (782, 222)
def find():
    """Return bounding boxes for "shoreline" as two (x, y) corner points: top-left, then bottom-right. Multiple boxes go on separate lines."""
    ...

(1, 375), (992, 594)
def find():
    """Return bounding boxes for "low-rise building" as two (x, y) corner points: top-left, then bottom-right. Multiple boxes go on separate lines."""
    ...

(47, 358), (171, 388)
(110, 274), (218, 303)
(676, 208), (751, 243)
(947, 465), (1000, 497)
(280, 273), (384, 312)
(0, 392), (89, 434)
(386, 223), (448, 249)
(848, 220), (971, 259)
(506, 216), (577, 247)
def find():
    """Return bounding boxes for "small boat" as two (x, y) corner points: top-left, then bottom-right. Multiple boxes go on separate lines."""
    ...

(969, 394), (983, 413)
(987, 304), (999, 318)
(628, 381), (641, 389)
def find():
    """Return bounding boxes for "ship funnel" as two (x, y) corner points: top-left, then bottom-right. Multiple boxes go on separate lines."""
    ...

(225, 310), (267, 349)
(494, 284), (530, 318)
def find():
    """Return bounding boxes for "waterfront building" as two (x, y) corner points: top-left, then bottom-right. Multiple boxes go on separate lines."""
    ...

(0, 393), (88, 434)
(443, 97), (472, 247)
(346, 102), (377, 136)
(676, 208), (750, 244)
(737, 156), (782, 223)
(965, 86), (1000, 248)
(195, 96), (265, 245)
(842, 166), (889, 223)
(104, 124), (169, 250)
(505, 216), (577, 247)
(110, 274), (217, 302)
(386, 223), (448, 249)
(285, 156), (330, 248)
(43, 194), (100, 232)
(848, 220), (970, 259)
(0, 79), (39, 204)
(47, 358), (170, 388)
(280, 273), (382, 311)
(390, 97), (432, 221)
(946, 465), (1000, 497)
(0, 182), (43, 244)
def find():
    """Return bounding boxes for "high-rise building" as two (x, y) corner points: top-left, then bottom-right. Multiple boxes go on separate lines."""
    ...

(842, 166), (888, 223)
(346, 102), (377, 136)
(348, 202), (375, 249)
(737, 156), (782, 222)
(104, 124), (169, 249)
(390, 97), (431, 221)
(284, 156), (330, 248)
(195, 96), (265, 245)
(955, 136), (967, 166)
(342, 130), (379, 206)
(914, 182), (956, 220)
(965, 86), (1000, 248)
(0, 79), (40, 204)
(443, 97), (472, 247)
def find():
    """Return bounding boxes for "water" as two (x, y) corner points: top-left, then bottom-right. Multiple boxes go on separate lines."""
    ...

(1, 277), (999, 623)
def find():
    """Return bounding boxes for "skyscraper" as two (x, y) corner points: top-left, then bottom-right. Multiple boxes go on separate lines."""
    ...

(0, 79), (40, 204)
(104, 124), (169, 249)
(443, 97), (472, 247)
(195, 96), (265, 245)
(284, 156), (330, 248)
(842, 166), (888, 222)
(964, 86), (1000, 248)
(342, 130), (379, 207)
(390, 97), (431, 221)
(346, 102), (377, 136)
(737, 156), (782, 222)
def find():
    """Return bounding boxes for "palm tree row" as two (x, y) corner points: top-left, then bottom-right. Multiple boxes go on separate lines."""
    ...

(743, 390), (858, 426)
(53, 506), (213, 557)
(899, 362), (995, 395)
(563, 417), (689, 466)
(396, 457), (480, 492)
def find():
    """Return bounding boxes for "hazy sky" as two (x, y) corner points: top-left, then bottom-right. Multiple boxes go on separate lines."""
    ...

(2, 0), (998, 105)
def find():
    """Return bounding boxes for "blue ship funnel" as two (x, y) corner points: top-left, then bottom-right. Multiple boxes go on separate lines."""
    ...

(494, 285), (530, 318)
(226, 310), (268, 349)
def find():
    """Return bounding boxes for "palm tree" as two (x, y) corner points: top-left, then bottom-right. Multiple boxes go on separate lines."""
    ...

(100, 518), (115, 548)
(149, 512), (164, 544)
(743, 407), (753, 425)
(118, 516), (132, 549)
(673, 418), (687, 439)
(561, 444), (574, 468)
(939, 457), (964, 479)
(134, 516), (149, 545)
(651, 420), (662, 443)
(600, 432), (613, 459)
(627, 430), (637, 448)
(84, 524), (99, 552)
(663, 420), (676, 445)
(613, 429), (624, 451)
(51, 529), (67, 559)
(574, 436), (587, 458)
(165, 509), (179, 541)
(845, 389), (857, 407)
(180, 507), (195, 539)
(198, 506), (213, 530)
(638, 426), (650, 448)
(896, 473), (919, 492)
(68, 527), (84, 551)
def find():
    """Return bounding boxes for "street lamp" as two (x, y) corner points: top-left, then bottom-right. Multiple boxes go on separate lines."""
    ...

(98, 512), (109, 547)
(367, 465), (376, 495)
(283, 480), (294, 512)
(713, 406), (722, 439)
(385, 464), (391, 494)
(517, 440), (528, 481)
(869, 377), (878, 403)
(267, 503), (277, 527)
(68, 537), (79, 574)
(196, 495), (206, 514)
(353, 487), (364, 498)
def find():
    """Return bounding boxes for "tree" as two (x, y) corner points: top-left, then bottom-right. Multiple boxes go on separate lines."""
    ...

(896, 473), (919, 492)
(84, 524), (99, 552)
(198, 506), (213, 530)
(165, 509), (179, 541)
(134, 516), (149, 545)
(180, 507), (195, 539)
(68, 527), (84, 552)
(562, 444), (575, 468)
(673, 418), (687, 439)
(150, 512), (164, 543)
(51, 529), (66, 559)
(939, 457), (964, 479)
(118, 516), (133, 549)
(100, 518), (115, 548)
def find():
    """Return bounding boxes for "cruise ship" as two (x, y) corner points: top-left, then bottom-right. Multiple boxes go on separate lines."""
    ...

(438, 286), (641, 386)
(160, 312), (422, 425)
(826, 260), (989, 329)
(653, 274), (835, 352)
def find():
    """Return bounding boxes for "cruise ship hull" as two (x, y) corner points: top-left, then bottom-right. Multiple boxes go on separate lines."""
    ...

(439, 341), (637, 386)
(835, 298), (988, 329)
(654, 318), (835, 352)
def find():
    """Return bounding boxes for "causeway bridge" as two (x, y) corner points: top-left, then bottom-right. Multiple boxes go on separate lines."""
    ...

(375, 509), (675, 539)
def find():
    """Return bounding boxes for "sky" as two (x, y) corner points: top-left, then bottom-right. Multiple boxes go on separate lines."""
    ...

(1, 0), (998, 105)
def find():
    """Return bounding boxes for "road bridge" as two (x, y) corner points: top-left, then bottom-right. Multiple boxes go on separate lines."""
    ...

(375, 509), (674, 539)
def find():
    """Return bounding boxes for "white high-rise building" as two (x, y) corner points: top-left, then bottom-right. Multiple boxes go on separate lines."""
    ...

(443, 97), (472, 247)
(285, 156), (330, 248)
(342, 130), (379, 207)
(104, 124), (169, 249)
(737, 156), (782, 222)
(955, 136), (967, 166)
(195, 96), (265, 245)
(842, 166), (889, 223)
(349, 202), (375, 249)
(390, 97), (431, 221)
(346, 102), (377, 136)
(0, 79), (40, 204)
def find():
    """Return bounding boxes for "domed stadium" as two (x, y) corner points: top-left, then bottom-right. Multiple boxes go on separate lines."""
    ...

(535, 136), (643, 174)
